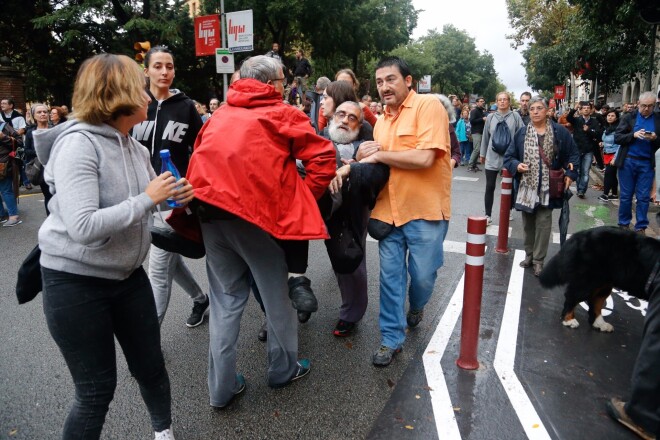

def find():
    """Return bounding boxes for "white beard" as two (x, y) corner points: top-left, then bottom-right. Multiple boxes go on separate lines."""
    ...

(328, 118), (359, 145)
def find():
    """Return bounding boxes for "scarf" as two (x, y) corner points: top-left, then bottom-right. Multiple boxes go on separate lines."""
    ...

(515, 119), (555, 212)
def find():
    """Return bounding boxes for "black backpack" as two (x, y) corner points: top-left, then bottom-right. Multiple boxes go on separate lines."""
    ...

(491, 116), (512, 155)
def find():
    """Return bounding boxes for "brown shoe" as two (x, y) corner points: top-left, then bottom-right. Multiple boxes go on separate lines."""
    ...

(606, 398), (655, 440)
(519, 255), (533, 268)
(533, 262), (544, 277)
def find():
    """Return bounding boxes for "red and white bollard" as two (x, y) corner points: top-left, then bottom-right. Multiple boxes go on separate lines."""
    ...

(457, 216), (487, 370)
(495, 169), (513, 254)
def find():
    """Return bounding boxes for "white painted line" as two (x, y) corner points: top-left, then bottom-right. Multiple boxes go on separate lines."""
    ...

(453, 176), (479, 182)
(494, 250), (552, 439)
(486, 225), (511, 237)
(423, 273), (465, 440)
(367, 237), (487, 256)
(552, 232), (571, 244)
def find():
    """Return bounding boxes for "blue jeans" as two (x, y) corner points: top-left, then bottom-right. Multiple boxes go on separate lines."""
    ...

(0, 174), (18, 216)
(618, 157), (654, 230)
(378, 219), (448, 350)
(577, 152), (593, 195)
(42, 266), (171, 438)
(460, 141), (472, 164)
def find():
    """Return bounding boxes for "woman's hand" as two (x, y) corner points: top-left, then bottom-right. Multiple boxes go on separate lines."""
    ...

(517, 163), (529, 173)
(145, 173), (194, 205)
(329, 165), (351, 194)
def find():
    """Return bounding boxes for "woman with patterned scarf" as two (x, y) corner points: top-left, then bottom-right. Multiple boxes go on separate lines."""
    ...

(504, 96), (579, 276)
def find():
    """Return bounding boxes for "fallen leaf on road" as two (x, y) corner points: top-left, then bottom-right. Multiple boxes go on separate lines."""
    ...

(423, 385), (434, 391)
(387, 379), (395, 388)
(273, 410), (280, 417)
(532, 424), (540, 428)
(453, 407), (461, 412)
(588, 371), (594, 377)
(9, 429), (18, 436)
(345, 341), (353, 349)
(405, 425), (414, 430)
(415, 395), (421, 399)
(427, 350), (438, 354)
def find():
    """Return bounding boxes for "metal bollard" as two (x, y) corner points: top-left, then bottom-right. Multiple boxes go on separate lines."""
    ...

(457, 216), (487, 370)
(495, 169), (513, 254)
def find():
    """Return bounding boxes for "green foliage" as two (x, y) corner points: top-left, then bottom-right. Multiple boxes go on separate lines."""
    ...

(1, 0), (418, 106)
(386, 25), (506, 101)
(506, 0), (657, 97)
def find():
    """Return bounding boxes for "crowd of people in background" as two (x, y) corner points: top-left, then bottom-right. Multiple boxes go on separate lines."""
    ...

(2, 41), (660, 440)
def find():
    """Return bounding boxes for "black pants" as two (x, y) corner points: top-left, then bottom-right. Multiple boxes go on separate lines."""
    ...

(42, 266), (171, 439)
(625, 267), (660, 436)
(603, 164), (618, 196)
(593, 144), (604, 170)
(484, 169), (499, 217)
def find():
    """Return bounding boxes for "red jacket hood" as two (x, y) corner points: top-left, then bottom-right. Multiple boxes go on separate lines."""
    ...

(227, 79), (283, 108)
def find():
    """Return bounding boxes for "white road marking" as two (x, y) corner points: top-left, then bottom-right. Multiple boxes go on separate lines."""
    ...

(493, 249), (552, 439)
(453, 176), (479, 182)
(423, 273), (465, 440)
(585, 206), (605, 227)
(552, 232), (572, 244)
(486, 225), (511, 237)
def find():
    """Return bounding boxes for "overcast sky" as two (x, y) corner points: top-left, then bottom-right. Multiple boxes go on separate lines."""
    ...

(411, 0), (532, 98)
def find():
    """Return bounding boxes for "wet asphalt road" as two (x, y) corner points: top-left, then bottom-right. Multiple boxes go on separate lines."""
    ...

(1, 165), (656, 439)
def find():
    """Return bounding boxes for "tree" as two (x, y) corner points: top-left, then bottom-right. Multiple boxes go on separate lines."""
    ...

(506, 0), (657, 98)
(385, 25), (506, 101)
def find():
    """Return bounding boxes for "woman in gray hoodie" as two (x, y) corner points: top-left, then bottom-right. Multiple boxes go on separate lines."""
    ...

(34, 54), (194, 440)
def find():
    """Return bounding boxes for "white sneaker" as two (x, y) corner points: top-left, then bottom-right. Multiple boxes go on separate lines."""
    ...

(486, 215), (492, 226)
(155, 428), (175, 440)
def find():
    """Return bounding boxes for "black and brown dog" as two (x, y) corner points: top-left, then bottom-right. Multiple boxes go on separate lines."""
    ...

(539, 226), (660, 332)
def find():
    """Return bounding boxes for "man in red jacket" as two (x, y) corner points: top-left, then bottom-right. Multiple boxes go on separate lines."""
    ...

(187, 55), (336, 408)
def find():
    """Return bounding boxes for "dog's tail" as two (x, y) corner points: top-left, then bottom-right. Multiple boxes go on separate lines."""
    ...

(539, 253), (564, 288)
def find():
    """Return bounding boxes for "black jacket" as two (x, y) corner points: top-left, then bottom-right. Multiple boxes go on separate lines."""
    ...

(613, 110), (660, 168)
(469, 106), (488, 134)
(131, 89), (203, 175)
(566, 109), (602, 154)
(504, 121), (580, 209)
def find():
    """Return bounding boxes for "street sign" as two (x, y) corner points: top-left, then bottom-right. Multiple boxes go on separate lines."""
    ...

(194, 15), (221, 57)
(554, 85), (566, 100)
(226, 10), (253, 53)
(216, 49), (235, 74)
(418, 75), (431, 93)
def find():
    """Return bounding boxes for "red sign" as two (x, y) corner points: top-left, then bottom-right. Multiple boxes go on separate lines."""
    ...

(553, 85), (566, 100)
(194, 15), (221, 57)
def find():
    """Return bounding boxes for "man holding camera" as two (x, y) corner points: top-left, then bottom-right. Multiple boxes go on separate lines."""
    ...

(614, 91), (660, 234)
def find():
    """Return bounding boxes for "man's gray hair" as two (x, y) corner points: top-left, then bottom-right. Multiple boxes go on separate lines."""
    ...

(337, 101), (364, 123)
(316, 76), (331, 91)
(435, 94), (456, 123)
(529, 95), (548, 109)
(639, 91), (656, 102)
(239, 55), (283, 84)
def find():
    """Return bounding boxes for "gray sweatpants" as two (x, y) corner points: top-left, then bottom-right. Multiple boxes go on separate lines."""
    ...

(149, 212), (206, 324)
(201, 217), (299, 407)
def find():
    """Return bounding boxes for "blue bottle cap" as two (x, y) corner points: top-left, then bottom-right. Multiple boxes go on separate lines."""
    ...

(160, 149), (171, 158)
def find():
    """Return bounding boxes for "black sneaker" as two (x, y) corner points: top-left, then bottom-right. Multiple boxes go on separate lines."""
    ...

(406, 309), (424, 328)
(211, 374), (246, 409)
(333, 319), (356, 337)
(270, 359), (311, 388)
(257, 320), (267, 342)
(577, 192), (585, 199)
(372, 345), (401, 367)
(598, 194), (609, 203)
(609, 194), (618, 200)
(186, 295), (210, 328)
(288, 276), (318, 313)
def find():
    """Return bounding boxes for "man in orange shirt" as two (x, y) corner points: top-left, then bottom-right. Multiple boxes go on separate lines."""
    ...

(359, 57), (451, 367)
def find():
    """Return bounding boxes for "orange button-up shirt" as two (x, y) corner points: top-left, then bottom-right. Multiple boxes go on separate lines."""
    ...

(371, 90), (452, 226)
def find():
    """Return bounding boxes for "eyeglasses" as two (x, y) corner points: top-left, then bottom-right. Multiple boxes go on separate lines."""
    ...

(270, 77), (285, 83)
(639, 103), (654, 109)
(333, 111), (359, 123)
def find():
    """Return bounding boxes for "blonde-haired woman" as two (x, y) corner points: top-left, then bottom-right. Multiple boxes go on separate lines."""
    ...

(34, 53), (193, 440)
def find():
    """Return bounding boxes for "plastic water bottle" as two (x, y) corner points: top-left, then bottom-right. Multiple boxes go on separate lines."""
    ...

(159, 149), (183, 208)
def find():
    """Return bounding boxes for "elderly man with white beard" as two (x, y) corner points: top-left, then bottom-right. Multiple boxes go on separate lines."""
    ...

(324, 101), (378, 337)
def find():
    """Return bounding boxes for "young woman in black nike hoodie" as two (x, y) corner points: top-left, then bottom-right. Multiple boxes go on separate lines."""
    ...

(131, 46), (209, 329)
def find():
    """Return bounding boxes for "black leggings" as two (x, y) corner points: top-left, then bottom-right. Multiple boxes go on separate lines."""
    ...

(42, 267), (171, 439)
(484, 169), (499, 217)
(603, 164), (618, 196)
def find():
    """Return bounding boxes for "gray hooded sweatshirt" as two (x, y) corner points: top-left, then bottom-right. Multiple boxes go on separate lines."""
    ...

(34, 120), (156, 280)
(480, 110), (524, 171)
